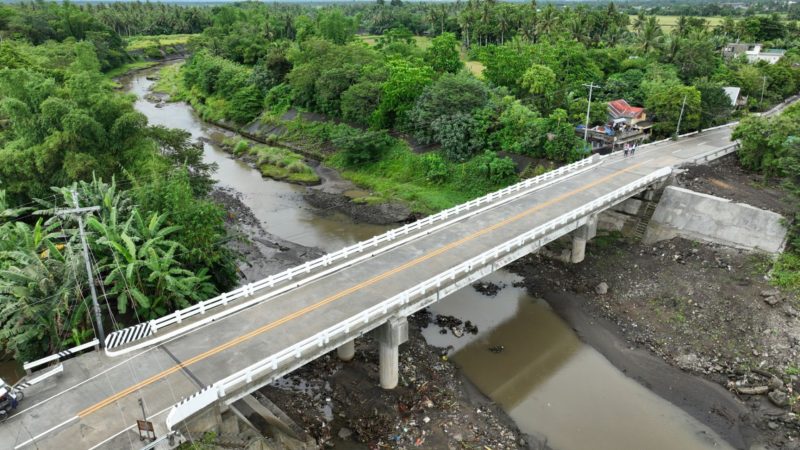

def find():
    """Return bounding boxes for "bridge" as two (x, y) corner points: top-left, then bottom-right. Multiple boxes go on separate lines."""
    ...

(0, 117), (774, 449)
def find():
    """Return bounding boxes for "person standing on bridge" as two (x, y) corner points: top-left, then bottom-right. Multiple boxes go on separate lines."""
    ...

(631, 143), (637, 156)
(623, 144), (629, 157)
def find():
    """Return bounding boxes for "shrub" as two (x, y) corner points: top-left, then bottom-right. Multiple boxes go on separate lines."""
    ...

(419, 152), (449, 184)
(233, 140), (249, 155)
(332, 128), (394, 166)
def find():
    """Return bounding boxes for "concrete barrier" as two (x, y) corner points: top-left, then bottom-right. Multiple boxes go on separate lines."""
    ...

(644, 186), (787, 253)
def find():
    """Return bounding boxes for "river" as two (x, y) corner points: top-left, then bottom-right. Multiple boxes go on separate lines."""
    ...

(125, 68), (387, 252)
(125, 65), (731, 449)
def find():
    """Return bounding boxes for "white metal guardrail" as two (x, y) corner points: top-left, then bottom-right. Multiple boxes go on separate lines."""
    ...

(686, 143), (740, 165)
(22, 339), (99, 374)
(166, 166), (673, 431)
(106, 154), (602, 351)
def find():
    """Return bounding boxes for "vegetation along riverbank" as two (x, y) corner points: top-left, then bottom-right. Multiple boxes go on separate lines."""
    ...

(2, 0), (800, 448)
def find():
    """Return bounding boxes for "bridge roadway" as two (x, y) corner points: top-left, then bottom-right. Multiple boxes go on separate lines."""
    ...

(1, 125), (738, 449)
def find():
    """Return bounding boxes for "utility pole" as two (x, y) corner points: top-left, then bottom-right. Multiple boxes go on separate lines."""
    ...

(583, 82), (600, 142)
(676, 94), (688, 138)
(760, 76), (768, 110)
(55, 192), (105, 347)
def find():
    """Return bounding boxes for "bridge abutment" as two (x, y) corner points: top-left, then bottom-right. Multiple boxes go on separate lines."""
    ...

(571, 214), (598, 263)
(376, 316), (408, 389)
(336, 339), (355, 361)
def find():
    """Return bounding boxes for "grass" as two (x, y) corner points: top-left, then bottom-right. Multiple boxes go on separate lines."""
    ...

(126, 34), (196, 51)
(327, 145), (482, 214)
(769, 252), (800, 292)
(236, 143), (320, 185)
(104, 61), (159, 79)
(153, 63), (184, 98)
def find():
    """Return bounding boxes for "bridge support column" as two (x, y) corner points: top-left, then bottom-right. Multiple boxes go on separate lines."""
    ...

(337, 339), (355, 361)
(376, 316), (408, 389)
(571, 214), (598, 264)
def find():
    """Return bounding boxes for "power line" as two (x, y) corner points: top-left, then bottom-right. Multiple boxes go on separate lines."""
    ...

(53, 192), (106, 348)
(582, 82), (601, 142)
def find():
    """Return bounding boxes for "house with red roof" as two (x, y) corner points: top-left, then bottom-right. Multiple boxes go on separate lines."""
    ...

(576, 99), (652, 154)
(607, 99), (647, 125)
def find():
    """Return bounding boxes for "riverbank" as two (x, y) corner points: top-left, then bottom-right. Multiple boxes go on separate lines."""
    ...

(209, 187), (324, 282)
(145, 63), (415, 226)
(511, 234), (799, 449)
(124, 63), (531, 447)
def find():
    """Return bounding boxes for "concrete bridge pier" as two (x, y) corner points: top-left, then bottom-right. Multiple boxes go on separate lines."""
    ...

(376, 316), (408, 389)
(337, 339), (355, 361)
(571, 214), (598, 263)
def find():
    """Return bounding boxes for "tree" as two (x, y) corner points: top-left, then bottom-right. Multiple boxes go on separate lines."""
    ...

(0, 219), (85, 361)
(317, 9), (357, 45)
(481, 42), (532, 95)
(373, 58), (434, 128)
(643, 80), (701, 137)
(409, 72), (489, 143)
(89, 208), (215, 320)
(696, 82), (732, 129)
(341, 81), (383, 126)
(520, 63), (556, 113)
(637, 16), (663, 54)
(432, 113), (486, 162)
(672, 33), (720, 82)
(424, 32), (462, 74)
(602, 69), (645, 106)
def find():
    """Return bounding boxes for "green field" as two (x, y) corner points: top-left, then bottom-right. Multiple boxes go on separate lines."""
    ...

(629, 15), (729, 31)
(126, 34), (196, 51)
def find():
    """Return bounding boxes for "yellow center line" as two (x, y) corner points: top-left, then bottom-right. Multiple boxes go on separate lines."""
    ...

(78, 161), (646, 418)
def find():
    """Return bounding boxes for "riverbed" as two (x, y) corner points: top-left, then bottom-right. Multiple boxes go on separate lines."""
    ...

(126, 65), (736, 449)
(125, 69), (387, 252)
(422, 271), (731, 449)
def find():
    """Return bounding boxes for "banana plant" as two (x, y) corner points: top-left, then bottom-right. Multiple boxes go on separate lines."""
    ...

(0, 227), (84, 361)
(88, 208), (214, 320)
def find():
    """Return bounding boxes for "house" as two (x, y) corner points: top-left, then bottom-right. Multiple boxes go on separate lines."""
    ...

(724, 43), (785, 64)
(723, 86), (747, 109)
(576, 99), (651, 153)
(607, 99), (648, 125)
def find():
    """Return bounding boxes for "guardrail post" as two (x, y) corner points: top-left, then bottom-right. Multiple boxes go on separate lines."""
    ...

(375, 317), (408, 390)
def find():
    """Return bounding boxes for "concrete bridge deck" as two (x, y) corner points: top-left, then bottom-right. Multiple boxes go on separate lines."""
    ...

(1, 125), (741, 449)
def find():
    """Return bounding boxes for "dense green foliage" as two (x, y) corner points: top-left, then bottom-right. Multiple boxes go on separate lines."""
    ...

(733, 104), (800, 290)
(0, 27), (236, 361)
(0, 2), (128, 70)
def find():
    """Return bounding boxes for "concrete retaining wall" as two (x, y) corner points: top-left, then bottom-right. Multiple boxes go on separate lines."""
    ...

(644, 186), (787, 253)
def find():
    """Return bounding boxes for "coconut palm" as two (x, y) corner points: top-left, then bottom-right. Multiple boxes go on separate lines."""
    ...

(638, 16), (663, 54)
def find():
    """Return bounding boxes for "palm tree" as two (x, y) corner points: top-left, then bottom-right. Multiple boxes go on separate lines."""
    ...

(638, 16), (663, 54)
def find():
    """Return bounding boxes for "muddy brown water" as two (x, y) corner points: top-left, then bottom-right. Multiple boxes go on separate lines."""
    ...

(125, 66), (730, 449)
(124, 67), (387, 252)
(422, 272), (732, 450)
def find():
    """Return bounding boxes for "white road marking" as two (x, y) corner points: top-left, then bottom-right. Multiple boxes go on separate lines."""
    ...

(13, 416), (78, 449)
